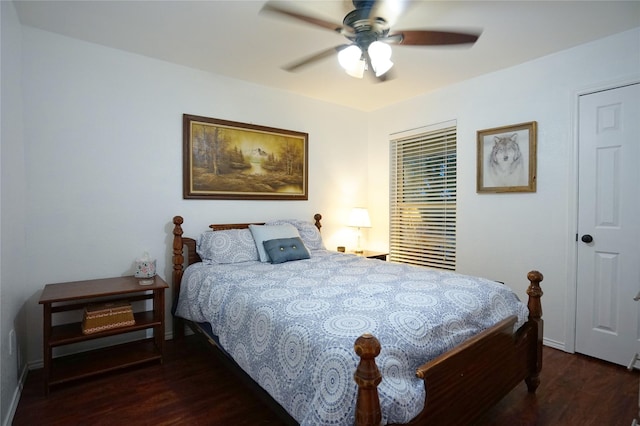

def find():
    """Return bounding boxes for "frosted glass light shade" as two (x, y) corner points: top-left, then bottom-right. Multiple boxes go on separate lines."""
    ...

(368, 41), (394, 77)
(338, 45), (365, 78)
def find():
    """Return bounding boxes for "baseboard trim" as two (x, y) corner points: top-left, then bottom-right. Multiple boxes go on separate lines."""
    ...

(2, 362), (28, 426)
(543, 337), (567, 351)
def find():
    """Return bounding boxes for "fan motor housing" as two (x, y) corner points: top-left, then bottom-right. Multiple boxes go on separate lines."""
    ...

(343, 8), (389, 40)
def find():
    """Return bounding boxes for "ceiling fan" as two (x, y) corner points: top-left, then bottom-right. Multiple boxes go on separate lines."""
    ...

(262, 0), (481, 81)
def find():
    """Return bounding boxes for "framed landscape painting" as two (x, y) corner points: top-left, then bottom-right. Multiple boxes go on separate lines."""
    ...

(183, 114), (308, 200)
(476, 121), (537, 193)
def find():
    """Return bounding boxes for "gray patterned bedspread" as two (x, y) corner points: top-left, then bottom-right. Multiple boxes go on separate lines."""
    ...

(175, 250), (528, 425)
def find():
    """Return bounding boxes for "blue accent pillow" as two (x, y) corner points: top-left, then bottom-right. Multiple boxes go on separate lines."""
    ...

(249, 224), (301, 262)
(263, 237), (310, 264)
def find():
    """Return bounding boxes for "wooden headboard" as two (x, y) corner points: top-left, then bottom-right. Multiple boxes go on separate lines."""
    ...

(171, 214), (322, 337)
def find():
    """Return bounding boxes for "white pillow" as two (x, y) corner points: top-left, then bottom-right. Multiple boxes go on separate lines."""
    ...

(249, 224), (301, 262)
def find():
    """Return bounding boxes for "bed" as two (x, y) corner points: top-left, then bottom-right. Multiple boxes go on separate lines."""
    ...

(171, 214), (543, 425)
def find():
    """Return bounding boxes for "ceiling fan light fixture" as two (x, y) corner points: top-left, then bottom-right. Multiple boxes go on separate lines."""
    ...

(372, 57), (393, 77)
(264, 1), (482, 82)
(368, 40), (394, 77)
(338, 45), (365, 78)
(348, 60), (366, 78)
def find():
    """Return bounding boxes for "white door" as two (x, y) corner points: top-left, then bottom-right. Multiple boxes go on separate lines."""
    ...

(576, 83), (640, 367)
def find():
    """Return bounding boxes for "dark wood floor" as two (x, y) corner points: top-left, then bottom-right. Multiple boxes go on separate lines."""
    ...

(13, 336), (638, 425)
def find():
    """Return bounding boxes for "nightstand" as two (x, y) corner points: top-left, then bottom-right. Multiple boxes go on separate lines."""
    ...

(357, 250), (388, 261)
(39, 275), (168, 394)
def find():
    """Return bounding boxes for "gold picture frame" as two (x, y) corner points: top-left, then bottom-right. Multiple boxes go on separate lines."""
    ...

(183, 114), (308, 200)
(477, 121), (537, 193)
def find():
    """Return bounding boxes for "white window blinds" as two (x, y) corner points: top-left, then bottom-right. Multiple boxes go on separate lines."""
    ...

(389, 122), (457, 270)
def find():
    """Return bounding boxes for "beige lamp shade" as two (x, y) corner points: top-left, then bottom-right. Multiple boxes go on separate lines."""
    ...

(348, 208), (371, 253)
(347, 208), (371, 228)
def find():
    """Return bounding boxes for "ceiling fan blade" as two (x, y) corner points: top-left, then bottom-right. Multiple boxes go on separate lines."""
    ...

(283, 45), (349, 72)
(386, 30), (481, 46)
(261, 2), (345, 34)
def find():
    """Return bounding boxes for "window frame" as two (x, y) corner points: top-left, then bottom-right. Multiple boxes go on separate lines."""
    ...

(389, 121), (457, 270)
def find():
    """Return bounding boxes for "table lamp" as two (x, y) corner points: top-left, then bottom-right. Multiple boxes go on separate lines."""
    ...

(348, 207), (371, 254)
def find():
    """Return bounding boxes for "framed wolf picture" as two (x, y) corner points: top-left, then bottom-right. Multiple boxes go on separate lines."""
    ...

(476, 121), (537, 193)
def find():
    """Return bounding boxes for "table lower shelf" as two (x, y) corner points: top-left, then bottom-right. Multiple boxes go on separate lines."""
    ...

(48, 338), (162, 388)
(50, 311), (160, 346)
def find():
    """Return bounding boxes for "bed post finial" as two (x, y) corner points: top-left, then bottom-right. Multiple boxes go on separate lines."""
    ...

(172, 216), (185, 339)
(314, 213), (322, 231)
(354, 333), (382, 426)
(526, 270), (543, 320)
(525, 270), (543, 392)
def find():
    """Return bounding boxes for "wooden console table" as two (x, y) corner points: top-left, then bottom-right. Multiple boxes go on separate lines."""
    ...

(39, 275), (168, 394)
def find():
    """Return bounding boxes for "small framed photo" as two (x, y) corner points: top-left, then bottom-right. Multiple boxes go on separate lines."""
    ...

(477, 121), (537, 193)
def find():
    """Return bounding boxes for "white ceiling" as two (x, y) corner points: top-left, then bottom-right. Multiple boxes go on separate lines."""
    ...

(13, 0), (640, 111)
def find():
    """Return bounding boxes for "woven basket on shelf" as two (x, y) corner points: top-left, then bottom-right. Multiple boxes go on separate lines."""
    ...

(82, 301), (135, 334)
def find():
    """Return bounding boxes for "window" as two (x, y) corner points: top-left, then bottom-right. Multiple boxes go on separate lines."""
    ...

(389, 121), (457, 270)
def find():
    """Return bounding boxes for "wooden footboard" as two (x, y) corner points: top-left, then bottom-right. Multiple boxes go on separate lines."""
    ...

(171, 215), (543, 426)
(354, 271), (543, 426)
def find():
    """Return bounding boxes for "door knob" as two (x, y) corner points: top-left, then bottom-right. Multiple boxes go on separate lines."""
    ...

(581, 234), (593, 243)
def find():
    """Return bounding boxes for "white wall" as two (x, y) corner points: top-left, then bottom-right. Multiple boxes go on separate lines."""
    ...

(1, 1), (28, 425)
(19, 27), (369, 366)
(367, 28), (640, 349)
(6, 9), (640, 416)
